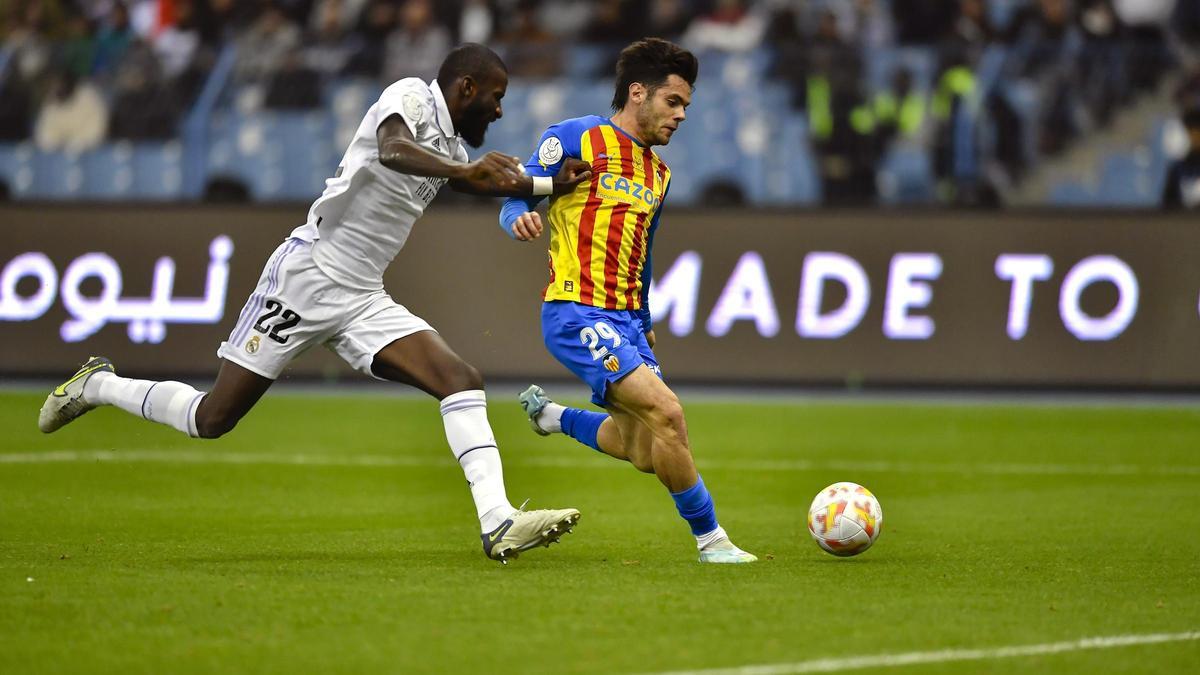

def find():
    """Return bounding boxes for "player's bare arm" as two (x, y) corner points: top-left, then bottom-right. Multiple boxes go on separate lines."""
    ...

(376, 114), (520, 183)
(450, 156), (592, 197)
(376, 115), (591, 197)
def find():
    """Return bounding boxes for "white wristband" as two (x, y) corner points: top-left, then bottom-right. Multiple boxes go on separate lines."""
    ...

(532, 176), (553, 196)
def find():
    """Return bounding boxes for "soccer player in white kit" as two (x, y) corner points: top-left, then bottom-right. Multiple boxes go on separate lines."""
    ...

(37, 44), (593, 563)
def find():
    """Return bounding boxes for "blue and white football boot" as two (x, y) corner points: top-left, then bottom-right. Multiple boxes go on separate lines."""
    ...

(517, 384), (553, 436)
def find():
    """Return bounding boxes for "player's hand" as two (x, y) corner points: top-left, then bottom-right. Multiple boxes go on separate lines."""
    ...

(645, 329), (656, 348)
(463, 151), (524, 189)
(512, 211), (543, 241)
(552, 158), (592, 194)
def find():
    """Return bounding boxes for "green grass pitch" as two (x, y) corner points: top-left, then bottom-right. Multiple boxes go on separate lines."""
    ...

(2, 390), (1199, 674)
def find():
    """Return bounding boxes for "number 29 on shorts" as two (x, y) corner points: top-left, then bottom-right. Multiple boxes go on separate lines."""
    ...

(580, 321), (621, 360)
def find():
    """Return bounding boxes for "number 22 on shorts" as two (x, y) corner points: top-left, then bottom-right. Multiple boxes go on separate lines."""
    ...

(253, 299), (302, 344)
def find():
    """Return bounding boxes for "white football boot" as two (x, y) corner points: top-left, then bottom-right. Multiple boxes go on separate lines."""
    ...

(698, 536), (758, 564)
(38, 356), (115, 433)
(481, 500), (581, 563)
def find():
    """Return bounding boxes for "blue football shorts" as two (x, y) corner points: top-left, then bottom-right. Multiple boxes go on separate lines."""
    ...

(541, 300), (662, 407)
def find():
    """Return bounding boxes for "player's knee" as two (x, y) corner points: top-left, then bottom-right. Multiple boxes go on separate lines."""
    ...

(438, 361), (484, 397)
(646, 396), (686, 437)
(461, 362), (484, 390)
(194, 402), (240, 439)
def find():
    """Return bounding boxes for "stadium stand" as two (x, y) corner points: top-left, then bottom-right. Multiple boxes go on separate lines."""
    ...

(0, 0), (1193, 207)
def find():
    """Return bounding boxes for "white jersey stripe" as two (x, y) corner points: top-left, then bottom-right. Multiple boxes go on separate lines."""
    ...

(230, 238), (301, 346)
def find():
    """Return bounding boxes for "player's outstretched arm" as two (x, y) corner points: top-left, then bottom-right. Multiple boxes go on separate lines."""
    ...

(376, 114), (583, 197)
(451, 157), (592, 198)
(376, 114), (524, 185)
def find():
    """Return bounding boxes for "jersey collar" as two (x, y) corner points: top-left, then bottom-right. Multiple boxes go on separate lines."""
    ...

(607, 118), (646, 147)
(429, 79), (457, 138)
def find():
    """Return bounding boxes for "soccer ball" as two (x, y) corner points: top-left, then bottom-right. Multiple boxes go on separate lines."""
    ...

(807, 482), (883, 557)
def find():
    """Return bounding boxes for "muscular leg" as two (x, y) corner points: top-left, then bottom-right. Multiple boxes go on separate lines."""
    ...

(595, 403), (656, 473)
(58, 358), (272, 439)
(369, 330), (482, 397)
(192, 360), (274, 438)
(371, 329), (579, 555)
(604, 365), (697, 493)
(519, 354), (753, 560)
(606, 367), (754, 560)
(370, 329), (515, 532)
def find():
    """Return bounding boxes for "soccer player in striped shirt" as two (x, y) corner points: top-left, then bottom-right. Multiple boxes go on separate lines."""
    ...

(499, 38), (756, 564)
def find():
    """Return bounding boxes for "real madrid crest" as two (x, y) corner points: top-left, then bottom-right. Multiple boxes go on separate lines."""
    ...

(246, 335), (261, 354)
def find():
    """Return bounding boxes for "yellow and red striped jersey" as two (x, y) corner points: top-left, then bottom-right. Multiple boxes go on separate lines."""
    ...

(501, 115), (671, 313)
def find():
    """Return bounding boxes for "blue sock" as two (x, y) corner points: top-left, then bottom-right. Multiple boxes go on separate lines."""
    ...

(670, 475), (719, 536)
(560, 407), (607, 453)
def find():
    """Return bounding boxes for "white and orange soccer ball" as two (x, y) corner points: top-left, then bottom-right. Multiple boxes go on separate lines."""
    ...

(807, 482), (883, 557)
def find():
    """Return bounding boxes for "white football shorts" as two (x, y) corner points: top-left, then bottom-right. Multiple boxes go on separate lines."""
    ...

(217, 238), (434, 379)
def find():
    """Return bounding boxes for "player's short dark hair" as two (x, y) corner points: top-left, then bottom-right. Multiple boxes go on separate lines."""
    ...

(437, 43), (507, 86)
(611, 38), (698, 111)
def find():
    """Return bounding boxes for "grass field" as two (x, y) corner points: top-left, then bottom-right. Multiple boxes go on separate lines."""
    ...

(2, 389), (1199, 674)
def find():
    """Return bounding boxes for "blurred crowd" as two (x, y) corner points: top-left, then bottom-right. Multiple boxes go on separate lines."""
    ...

(762, 0), (1197, 203)
(1, 0), (1198, 203)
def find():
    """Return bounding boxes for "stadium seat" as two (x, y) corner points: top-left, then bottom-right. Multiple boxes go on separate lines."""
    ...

(28, 150), (84, 199)
(210, 109), (338, 201)
(0, 143), (32, 197)
(80, 144), (135, 199)
(267, 112), (338, 200)
(763, 113), (820, 205)
(1049, 181), (1096, 206)
(877, 146), (935, 205)
(1096, 152), (1158, 207)
(562, 82), (614, 120)
(1146, 116), (1177, 197)
(130, 142), (186, 200)
(325, 78), (379, 119)
(566, 44), (615, 78)
(206, 111), (286, 200)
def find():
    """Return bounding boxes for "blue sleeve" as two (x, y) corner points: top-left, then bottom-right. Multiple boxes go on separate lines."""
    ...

(498, 118), (587, 239)
(637, 180), (670, 333)
(499, 197), (541, 237)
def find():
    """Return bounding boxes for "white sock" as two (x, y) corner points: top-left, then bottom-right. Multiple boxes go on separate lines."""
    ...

(84, 371), (204, 437)
(440, 390), (514, 532)
(696, 526), (728, 550)
(536, 402), (566, 433)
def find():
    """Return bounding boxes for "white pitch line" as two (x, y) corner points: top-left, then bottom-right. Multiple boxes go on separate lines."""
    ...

(1, 449), (1200, 477)
(643, 631), (1200, 675)
(0, 449), (433, 468)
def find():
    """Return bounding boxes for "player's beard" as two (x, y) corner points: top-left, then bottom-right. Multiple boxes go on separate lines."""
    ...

(460, 97), (494, 148)
(637, 103), (671, 146)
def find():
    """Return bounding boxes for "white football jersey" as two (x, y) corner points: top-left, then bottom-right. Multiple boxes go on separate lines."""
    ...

(290, 78), (468, 290)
